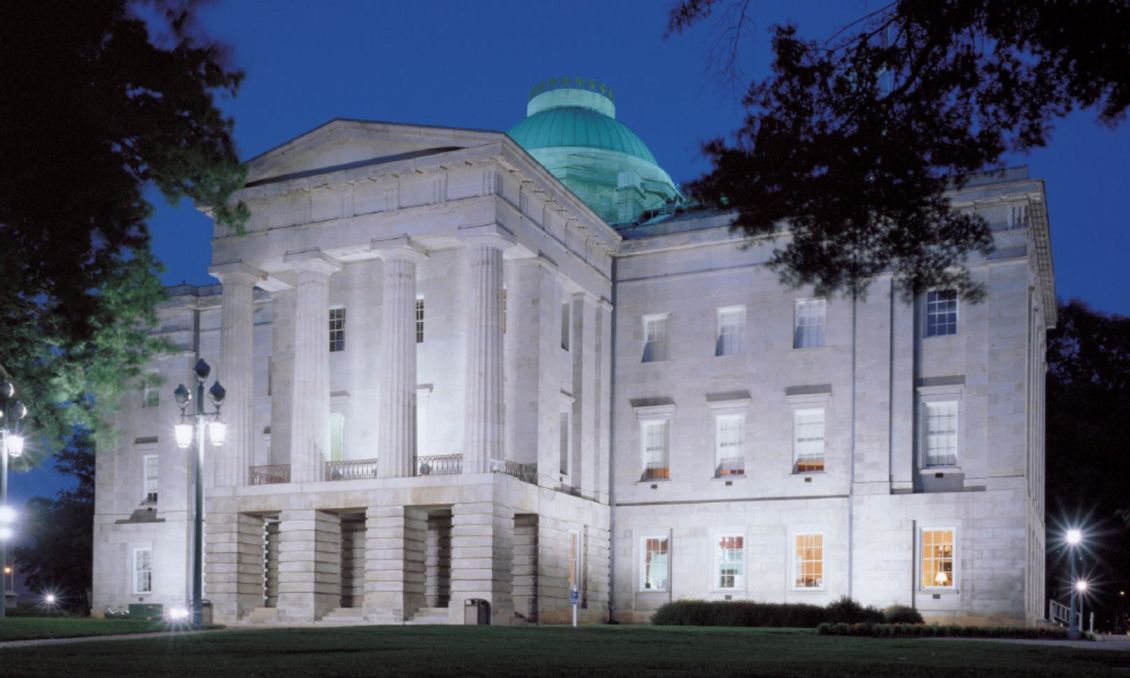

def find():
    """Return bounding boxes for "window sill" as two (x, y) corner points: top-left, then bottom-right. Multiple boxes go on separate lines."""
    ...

(712, 473), (746, 480)
(791, 587), (825, 593)
(792, 469), (826, 476)
(921, 465), (962, 475)
(791, 345), (827, 351)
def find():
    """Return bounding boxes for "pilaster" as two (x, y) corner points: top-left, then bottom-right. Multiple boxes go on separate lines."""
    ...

(573, 293), (599, 499)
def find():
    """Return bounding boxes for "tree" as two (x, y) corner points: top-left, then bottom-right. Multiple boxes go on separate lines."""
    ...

(1045, 300), (1130, 630)
(0, 0), (246, 451)
(667, 0), (1130, 300)
(13, 430), (96, 613)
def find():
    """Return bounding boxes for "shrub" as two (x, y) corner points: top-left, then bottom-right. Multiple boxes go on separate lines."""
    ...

(883, 604), (924, 624)
(652, 600), (827, 627)
(825, 596), (885, 624)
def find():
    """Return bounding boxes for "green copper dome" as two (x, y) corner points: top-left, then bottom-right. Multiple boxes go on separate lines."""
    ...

(508, 106), (658, 164)
(507, 78), (683, 226)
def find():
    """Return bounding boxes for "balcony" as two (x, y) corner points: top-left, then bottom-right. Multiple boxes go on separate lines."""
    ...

(326, 458), (378, 481)
(250, 464), (291, 486)
(416, 454), (462, 476)
(249, 454), (542, 486)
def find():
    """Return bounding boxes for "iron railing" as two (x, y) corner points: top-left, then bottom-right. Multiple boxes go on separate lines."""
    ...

(495, 460), (538, 484)
(326, 458), (378, 481)
(250, 464), (291, 485)
(417, 454), (462, 476)
(1049, 598), (1070, 626)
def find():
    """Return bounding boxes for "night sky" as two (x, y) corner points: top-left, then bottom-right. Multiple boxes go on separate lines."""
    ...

(11, 0), (1129, 503)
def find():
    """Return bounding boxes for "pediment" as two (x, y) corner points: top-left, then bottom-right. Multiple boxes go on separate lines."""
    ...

(244, 118), (503, 187)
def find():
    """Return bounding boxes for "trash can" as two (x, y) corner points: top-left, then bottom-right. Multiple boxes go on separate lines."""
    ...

(464, 598), (491, 625)
(201, 599), (213, 625)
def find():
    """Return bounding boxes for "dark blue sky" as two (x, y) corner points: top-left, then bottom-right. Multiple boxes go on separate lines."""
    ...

(11, 0), (1129, 505)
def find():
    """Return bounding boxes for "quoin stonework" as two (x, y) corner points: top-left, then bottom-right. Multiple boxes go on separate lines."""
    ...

(93, 78), (1053, 626)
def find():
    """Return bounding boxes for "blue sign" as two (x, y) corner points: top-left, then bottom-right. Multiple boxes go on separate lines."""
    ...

(570, 588), (580, 605)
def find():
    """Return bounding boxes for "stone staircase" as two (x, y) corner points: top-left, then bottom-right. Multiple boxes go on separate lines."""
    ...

(246, 607), (278, 624)
(319, 607), (367, 625)
(405, 606), (452, 625)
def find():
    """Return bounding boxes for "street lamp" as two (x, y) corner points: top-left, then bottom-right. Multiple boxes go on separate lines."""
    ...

(173, 359), (225, 628)
(1066, 528), (1084, 639)
(0, 380), (28, 620)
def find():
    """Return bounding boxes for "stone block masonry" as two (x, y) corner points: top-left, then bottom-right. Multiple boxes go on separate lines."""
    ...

(277, 509), (341, 622)
(364, 505), (426, 623)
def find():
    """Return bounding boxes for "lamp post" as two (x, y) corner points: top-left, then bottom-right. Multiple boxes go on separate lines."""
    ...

(1066, 528), (1083, 639)
(173, 359), (226, 628)
(0, 380), (28, 619)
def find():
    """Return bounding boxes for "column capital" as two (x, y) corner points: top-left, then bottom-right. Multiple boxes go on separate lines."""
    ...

(284, 249), (341, 276)
(371, 235), (429, 262)
(209, 260), (266, 286)
(457, 223), (515, 250)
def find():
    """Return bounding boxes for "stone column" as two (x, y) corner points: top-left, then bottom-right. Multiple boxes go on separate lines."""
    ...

(363, 505), (426, 622)
(449, 500), (514, 625)
(373, 237), (427, 478)
(276, 509), (341, 623)
(459, 225), (513, 474)
(285, 250), (340, 483)
(503, 256), (547, 465)
(210, 262), (261, 487)
(268, 288), (295, 467)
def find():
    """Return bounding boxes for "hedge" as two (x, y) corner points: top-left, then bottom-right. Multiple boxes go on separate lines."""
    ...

(816, 623), (1072, 640)
(652, 597), (888, 627)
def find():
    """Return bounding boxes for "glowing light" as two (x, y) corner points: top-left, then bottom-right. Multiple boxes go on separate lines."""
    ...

(0, 505), (16, 524)
(934, 571), (949, 586)
(208, 421), (226, 446)
(3, 566), (11, 575)
(0, 526), (11, 541)
(44, 593), (57, 605)
(1066, 528), (1083, 546)
(4, 434), (24, 458)
(1075, 580), (1088, 593)
(166, 606), (190, 622)
(174, 423), (193, 449)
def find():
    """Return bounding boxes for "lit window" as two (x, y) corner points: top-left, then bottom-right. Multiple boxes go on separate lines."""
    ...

(134, 548), (153, 594)
(330, 411), (345, 462)
(143, 455), (158, 503)
(715, 414), (745, 476)
(642, 314), (670, 362)
(640, 536), (669, 591)
(415, 298), (425, 343)
(925, 290), (958, 337)
(794, 533), (824, 589)
(921, 528), (955, 588)
(329, 307), (346, 352)
(716, 535), (744, 589)
(923, 401), (958, 467)
(561, 302), (570, 350)
(794, 299), (826, 349)
(716, 306), (745, 356)
(793, 408), (825, 473)
(640, 420), (669, 481)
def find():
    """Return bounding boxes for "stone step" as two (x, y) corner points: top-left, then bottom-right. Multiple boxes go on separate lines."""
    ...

(405, 606), (453, 625)
(319, 607), (367, 625)
(246, 607), (278, 624)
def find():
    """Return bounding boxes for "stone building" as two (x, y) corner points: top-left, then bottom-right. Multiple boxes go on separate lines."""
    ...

(93, 79), (1053, 626)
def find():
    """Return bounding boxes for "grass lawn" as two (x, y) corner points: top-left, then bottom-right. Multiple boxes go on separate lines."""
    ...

(0, 625), (1128, 676)
(0, 617), (207, 642)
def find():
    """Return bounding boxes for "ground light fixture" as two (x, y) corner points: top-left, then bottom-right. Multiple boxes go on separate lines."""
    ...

(0, 380), (29, 619)
(173, 358), (226, 628)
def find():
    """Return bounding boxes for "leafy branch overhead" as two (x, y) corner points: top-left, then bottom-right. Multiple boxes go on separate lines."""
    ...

(0, 0), (245, 448)
(669, 0), (1130, 300)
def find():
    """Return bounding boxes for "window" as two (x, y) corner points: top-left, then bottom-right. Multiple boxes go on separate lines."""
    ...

(642, 314), (670, 362)
(133, 548), (152, 594)
(793, 533), (824, 590)
(925, 289), (958, 337)
(923, 401), (958, 467)
(143, 455), (158, 503)
(715, 535), (744, 589)
(793, 408), (826, 473)
(415, 298), (425, 343)
(559, 410), (571, 476)
(715, 414), (745, 476)
(921, 528), (955, 588)
(640, 536), (669, 591)
(330, 411), (345, 462)
(640, 420), (669, 480)
(561, 302), (570, 350)
(140, 378), (159, 408)
(793, 298), (826, 348)
(716, 306), (745, 356)
(329, 307), (346, 352)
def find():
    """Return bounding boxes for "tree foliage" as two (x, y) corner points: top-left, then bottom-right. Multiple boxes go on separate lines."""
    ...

(1045, 300), (1130, 629)
(668, 0), (1130, 300)
(0, 0), (245, 453)
(13, 430), (96, 613)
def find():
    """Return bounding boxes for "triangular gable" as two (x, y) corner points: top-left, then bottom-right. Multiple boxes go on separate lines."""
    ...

(244, 118), (504, 186)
